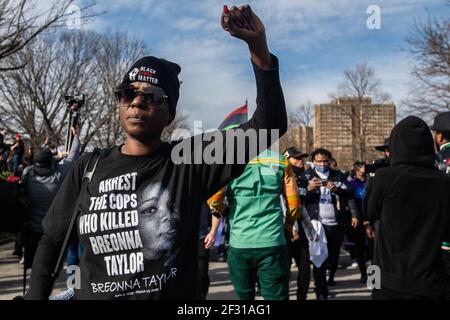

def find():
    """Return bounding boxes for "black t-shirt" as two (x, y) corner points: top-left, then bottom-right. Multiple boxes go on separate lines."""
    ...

(70, 144), (226, 299)
(26, 55), (288, 300)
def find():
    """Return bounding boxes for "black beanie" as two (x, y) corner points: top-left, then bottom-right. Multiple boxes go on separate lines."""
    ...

(121, 56), (181, 120)
(34, 148), (53, 168)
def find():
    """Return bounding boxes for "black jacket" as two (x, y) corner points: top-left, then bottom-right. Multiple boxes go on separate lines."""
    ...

(298, 168), (353, 225)
(365, 116), (450, 296)
(292, 175), (310, 248)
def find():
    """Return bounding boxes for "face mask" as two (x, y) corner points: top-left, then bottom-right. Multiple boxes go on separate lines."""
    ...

(315, 165), (330, 174)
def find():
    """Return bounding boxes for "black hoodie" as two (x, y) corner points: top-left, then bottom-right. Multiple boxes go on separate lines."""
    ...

(365, 116), (450, 296)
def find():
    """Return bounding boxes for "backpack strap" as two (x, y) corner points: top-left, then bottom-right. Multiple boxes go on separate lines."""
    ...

(82, 148), (104, 182)
(51, 148), (104, 280)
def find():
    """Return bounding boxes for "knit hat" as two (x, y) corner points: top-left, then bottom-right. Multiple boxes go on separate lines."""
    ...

(33, 148), (54, 176)
(121, 56), (181, 120)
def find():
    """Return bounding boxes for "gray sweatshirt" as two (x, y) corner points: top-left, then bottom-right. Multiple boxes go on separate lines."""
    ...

(23, 136), (81, 233)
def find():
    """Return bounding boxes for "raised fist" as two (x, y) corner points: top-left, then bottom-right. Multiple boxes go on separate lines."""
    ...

(221, 5), (266, 45)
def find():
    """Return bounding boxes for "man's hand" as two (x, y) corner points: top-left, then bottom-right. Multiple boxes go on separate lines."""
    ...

(307, 177), (322, 192)
(326, 181), (339, 193)
(351, 217), (359, 228)
(221, 4), (272, 70)
(204, 232), (216, 249)
(71, 125), (80, 137)
(292, 228), (300, 242)
(59, 151), (69, 159)
(365, 223), (375, 239)
(284, 223), (293, 240)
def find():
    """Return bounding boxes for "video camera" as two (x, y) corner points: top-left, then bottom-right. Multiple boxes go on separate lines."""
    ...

(64, 94), (85, 152)
(64, 94), (85, 111)
(366, 158), (389, 175)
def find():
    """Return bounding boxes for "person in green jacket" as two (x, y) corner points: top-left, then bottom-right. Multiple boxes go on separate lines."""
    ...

(208, 149), (300, 300)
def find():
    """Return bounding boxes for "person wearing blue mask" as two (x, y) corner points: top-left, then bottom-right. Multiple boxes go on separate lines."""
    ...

(298, 148), (353, 300)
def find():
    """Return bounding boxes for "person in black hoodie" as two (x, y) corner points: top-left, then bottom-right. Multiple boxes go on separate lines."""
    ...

(26, 5), (287, 300)
(365, 116), (450, 300)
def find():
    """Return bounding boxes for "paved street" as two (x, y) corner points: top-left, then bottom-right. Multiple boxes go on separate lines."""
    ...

(0, 240), (371, 300)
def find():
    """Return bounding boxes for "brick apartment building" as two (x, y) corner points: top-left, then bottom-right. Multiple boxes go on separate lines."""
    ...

(314, 97), (396, 170)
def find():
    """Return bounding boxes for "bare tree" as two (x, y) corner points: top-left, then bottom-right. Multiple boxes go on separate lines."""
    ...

(330, 63), (392, 162)
(0, 0), (99, 71)
(161, 111), (190, 143)
(289, 100), (314, 127)
(0, 29), (190, 152)
(0, 31), (100, 149)
(404, 6), (450, 122)
(279, 101), (314, 153)
(88, 32), (148, 151)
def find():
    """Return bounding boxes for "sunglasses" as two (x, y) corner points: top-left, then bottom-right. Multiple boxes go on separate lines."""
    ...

(114, 85), (168, 108)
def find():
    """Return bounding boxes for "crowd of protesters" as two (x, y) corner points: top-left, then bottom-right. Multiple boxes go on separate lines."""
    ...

(0, 128), (80, 272)
(205, 111), (450, 301)
(0, 4), (448, 302)
(0, 133), (31, 180)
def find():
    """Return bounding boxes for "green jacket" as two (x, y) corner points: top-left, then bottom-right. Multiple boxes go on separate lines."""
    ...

(225, 149), (299, 249)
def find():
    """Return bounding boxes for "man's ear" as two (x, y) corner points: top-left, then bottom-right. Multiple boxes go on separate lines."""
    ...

(436, 132), (442, 144)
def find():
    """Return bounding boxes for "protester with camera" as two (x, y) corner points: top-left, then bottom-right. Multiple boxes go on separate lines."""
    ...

(298, 148), (352, 299)
(366, 116), (450, 300)
(21, 126), (81, 270)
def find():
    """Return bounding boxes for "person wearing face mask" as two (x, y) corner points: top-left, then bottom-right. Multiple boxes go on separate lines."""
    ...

(298, 148), (352, 300)
(284, 147), (308, 176)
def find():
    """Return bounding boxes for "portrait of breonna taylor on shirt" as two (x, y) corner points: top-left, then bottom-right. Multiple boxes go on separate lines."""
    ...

(137, 182), (179, 267)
